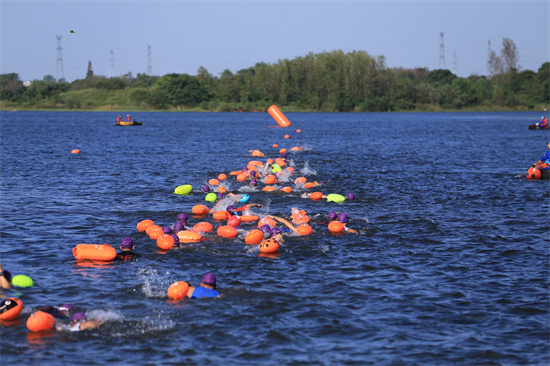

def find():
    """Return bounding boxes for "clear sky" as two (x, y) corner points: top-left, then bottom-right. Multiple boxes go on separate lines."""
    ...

(1, 0), (548, 82)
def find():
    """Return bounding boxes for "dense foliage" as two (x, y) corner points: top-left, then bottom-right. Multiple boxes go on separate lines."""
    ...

(1, 48), (548, 112)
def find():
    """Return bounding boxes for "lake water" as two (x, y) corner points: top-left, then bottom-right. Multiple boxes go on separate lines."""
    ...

(0, 110), (548, 365)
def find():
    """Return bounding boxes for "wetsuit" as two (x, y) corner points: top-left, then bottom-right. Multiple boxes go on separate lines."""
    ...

(114, 251), (141, 261)
(191, 286), (220, 298)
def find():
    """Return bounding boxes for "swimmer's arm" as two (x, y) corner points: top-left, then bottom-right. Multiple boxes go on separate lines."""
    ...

(267, 215), (298, 233)
(186, 286), (195, 298)
(80, 320), (102, 331)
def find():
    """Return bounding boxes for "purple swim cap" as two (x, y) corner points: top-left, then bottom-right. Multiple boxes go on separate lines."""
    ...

(121, 237), (133, 249)
(281, 153), (287, 158)
(226, 205), (236, 213)
(260, 224), (271, 234)
(328, 211), (337, 220)
(201, 273), (216, 286)
(170, 234), (180, 247)
(174, 222), (184, 232)
(249, 171), (257, 178)
(59, 304), (74, 312)
(162, 226), (173, 234)
(346, 193), (355, 200)
(337, 212), (349, 223)
(70, 312), (87, 324)
(177, 213), (188, 223)
(250, 179), (257, 186)
(217, 193), (224, 200)
(2, 270), (12, 283)
(202, 185), (210, 193)
(270, 227), (282, 237)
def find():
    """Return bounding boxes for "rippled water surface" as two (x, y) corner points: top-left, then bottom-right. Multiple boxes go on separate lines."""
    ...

(1, 111), (548, 365)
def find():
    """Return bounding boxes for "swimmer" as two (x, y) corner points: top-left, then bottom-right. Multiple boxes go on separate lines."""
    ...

(186, 273), (221, 299)
(0, 262), (12, 289)
(227, 203), (263, 217)
(162, 227), (181, 248)
(264, 215), (300, 243)
(65, 312), (102, 332)
(336, 212), (357, 234)
(36, 303), (74, 319)
(114, 237), (141, 261)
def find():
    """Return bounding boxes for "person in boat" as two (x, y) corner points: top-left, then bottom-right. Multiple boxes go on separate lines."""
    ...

(116, 114), (122, 123)
(539, 116), (548, 128)
(125, 114), (131, 122)
(114, 237), (140, 261)
(531, 143), (550, 170)
(186, 273), (221, 299)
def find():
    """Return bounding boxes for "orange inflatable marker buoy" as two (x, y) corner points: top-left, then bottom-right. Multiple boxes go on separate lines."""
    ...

(280, 186), (292, 193)
(245, 229), (265, 245)
(227, 215), (241, 227)
(265, 175), (277, 184)
(27, 311), (55, 332)
(209, 179), (220, 186)
(526, 167), (541, 180)
(291, 146), (301, 151)
(296, 129), (301, 133)
(286, 167), (294, 173)
(0, 298), (23, 320)
(328, 221), (345, 233)
(73, 244), (117, 261)
(167, 281), (189, 300)
(240, 215), (259, 222)
(258, 217), (277, 229)
(229, 170), (242, 176)
(294, 177), (307, 184)
(279, 148), (287, 154)
(213, 210), (231, 221)
(149, 226), (164, 240)
(146, 224), (162, 236)
(157, 234), (175, 250)
(218, 186), (227, 193)
(259, 238), (280, 253)
(284, 135), (290, 139)
(71, 149), (80, 154)
(137, 219), (154, 232)
(218, 173), (227, 181)
(178, 230), (202, 243)
(310, 192), (323, 200)
(292, 215), (310, 224)
(236, 173), (248, 182)
(217, 225), (238, 238)
(262, 186), (276, 192)
(297, 224), (312, 235)
(192, 222), (213, 233)
(268, 105), (292, 127)
(273, 144), (279, 148)
(192, 204), (210, 215)
(251, 150), (263, 157)
(303, 182), (314, 189)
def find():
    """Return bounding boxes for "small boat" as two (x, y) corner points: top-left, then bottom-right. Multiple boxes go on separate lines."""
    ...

(528, 124), (550, 130)
(115, 121), (142, 126)
(526, 166), (550, 180)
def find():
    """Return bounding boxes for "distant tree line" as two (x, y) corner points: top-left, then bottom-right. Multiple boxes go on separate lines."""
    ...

(1, 38), (548, 112)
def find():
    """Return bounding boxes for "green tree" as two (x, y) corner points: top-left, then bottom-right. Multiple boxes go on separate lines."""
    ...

(0, 73), (25, 101)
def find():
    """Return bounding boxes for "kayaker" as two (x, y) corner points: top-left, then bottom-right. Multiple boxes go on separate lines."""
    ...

(539, 116), (548, 128)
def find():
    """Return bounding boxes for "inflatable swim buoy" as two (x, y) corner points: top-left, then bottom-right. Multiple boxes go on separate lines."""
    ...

(239, 194), (250, 203)
(526, 167), (542, 180)
(280, 187), (292, 193)
(328, 221), (344, 233)
(268, 105), (292, 127)
(177, 230), (202, 243)
(11, 275), (33, 287)
(251, 150), (263, 157)
(209, 179), (220, 186)
(296, 224), (312, 235)
(294, 177), (307, 184)
(227, 215), (241, 227)
(236, 173), (248, 182)
(326, 193), (346, 203)
(240, 215), (259, 222)
(262, 186), (276, 192)
(149, 226), (164, 240)
(146, 224), (162, 236)
(192, 222), (213, 233)
(292, 215), (310, 225)
(73, 244), (117, 261)
(137, 219), (154, 232)
(217, 186), (227, 193)
(71, 149), (80, 154)
(217, 225), (238, 239)
(167, 281), (189, 300)
(192, 204), (210, 215)
(273, 144), (279, 148)
(258, 217), (277, 229)
(286, 167), (294, 173)
(309, 192), (323, 200)
(157, 234), (175, 250)
(265, 175), (277, 184)
(245, 229), (264, 245)
(0, 298), (23, 320)
(174, 184), (193, 195)
(213, 210), (231, 221)
(303, 182), (314, 189)
(279, 148), (287, 154)
(205, 193), (217, 202)
(259, 238), (280, 253)
(218, 173), (227, 181)
(229, 170), (242, 176)
(27, 311), (55, 332)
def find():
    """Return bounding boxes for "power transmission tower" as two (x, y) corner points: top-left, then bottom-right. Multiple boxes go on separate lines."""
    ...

(56, 35), (65, 82)
(486, 39), (491, 77)
(452, 52), (457, 75)
(110, 50), (114, 78)
(147, 44), (152, 75)
(438, 32), (445, 69)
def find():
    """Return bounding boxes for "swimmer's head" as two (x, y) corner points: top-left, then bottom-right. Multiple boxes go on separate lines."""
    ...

(217, 193), (224, 200)
(163, 226), (173, 234)
(270, 227), (282, 237)
(327, 211), (337, 221)
(202, 185), (210, 193)
(249, 171), (256, 178)
(226, 205), (236, 214)
(170, 234), (180, 247)
(2, 270), (12, 283)
(59, 304), (74, 313)
(177, 213), (188, 223)
(250, 179), (257, 186)
(174, 222), (184, 232)
(346, 193), (355, 200)
(70, 312), (87, 325)
(260, 224), (271, 234)
(121, 237), (133, 249)
(338, 212), (349, 223)
(281, 153), (287, 158)
(201, 273), (217, 289)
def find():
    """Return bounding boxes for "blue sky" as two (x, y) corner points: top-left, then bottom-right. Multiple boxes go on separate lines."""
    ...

(1, 0), (548, 82)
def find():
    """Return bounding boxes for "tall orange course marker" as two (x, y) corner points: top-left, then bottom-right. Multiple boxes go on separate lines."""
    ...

(268, 105), (292, 127)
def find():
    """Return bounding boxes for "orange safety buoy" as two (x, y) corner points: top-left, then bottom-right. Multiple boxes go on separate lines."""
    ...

(258, 217), (277, 229)
(296, 224), (312, 235)
(279, 148), (287, 154)
(328, 221), (345, 233)
(240, 215), (259, 222)
(526, 167), (542, 180)
(209, 179), (220, 186)
(275, 158), (286, 167)
(149, 226), (164, 240)
(273, 144), (279, 148)
(236, 173), (248, 182)
(0, 298), (23, 320)
(227, 215), (241, 227)
(259, 238), (280, 253)
(249, 160), (264, 167)
(309, 192), (323, 200)
(286, 167), (294, 173)
(280, 186), (292, 193)
(26, 311), (55, 332)
(192, 204), (210, 215)
(303, 182), (314, 189)
(251, 150), (264, 157)
(192, 222), (213, 233)
(262, 186), (276, 192)
(218, 173), (227, 181)
(294, 177), (307, 184)
(71, 149), (80, 154)
(218, 186), (227, 193)
(292, 215), (310, 225)
(284, 135), (290, 139)
(146, 224), (162, 236)
(157, 234), (175, 250)
(229, 170), (242, 176)
(245, 229), (265, 244)
(213, 210), (231, 221)
(73, 244), (117, 261)
(217, 225), (238, 238)
(296, 129), (301, 133)
(268, 105), (292, 127)
(137, 219), (154, 232)
(178, 230), (202, 243)
(167, 281), (189, 300)
(265, 175), (277, 184)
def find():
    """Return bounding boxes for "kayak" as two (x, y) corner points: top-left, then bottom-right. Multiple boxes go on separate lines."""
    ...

(116, 121), (142, 126)
(528, 124), (550, 130)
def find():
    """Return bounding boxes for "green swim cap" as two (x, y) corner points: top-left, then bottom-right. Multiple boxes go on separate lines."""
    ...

(11, 275), (33, 287)
(271, 164), (282, 173)
(205, 192), (217, 202)
(326, 194), (346, 203)
(174, 184), (192, 195)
